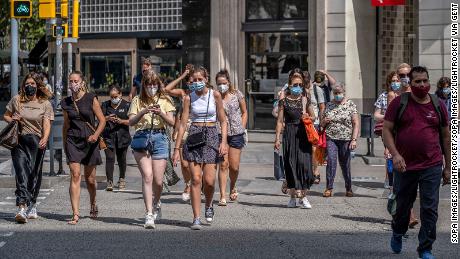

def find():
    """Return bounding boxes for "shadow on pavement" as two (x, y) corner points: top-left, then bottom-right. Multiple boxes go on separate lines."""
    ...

(331, 214), (391, 225)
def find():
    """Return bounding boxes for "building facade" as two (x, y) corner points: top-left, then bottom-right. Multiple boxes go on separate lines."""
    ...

(49, 0), (453, 130)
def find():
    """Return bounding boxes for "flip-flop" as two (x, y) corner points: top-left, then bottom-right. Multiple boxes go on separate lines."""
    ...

(229, 188), (239, 201)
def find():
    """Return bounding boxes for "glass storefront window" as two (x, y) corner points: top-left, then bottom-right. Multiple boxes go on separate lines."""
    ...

(81, 54), (132, 94)
(247, 0), (308, 20)
(246, 32), (308, 130)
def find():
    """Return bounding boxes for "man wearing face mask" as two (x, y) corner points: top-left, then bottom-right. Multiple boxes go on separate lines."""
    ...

(101, 84), (132, 191)
(383, 66), (451, 259)
(313, 70), (336, 103)
(129, 57), (153, 101)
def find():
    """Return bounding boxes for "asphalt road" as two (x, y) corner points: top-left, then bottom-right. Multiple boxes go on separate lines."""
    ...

(0, 140), (458, 258)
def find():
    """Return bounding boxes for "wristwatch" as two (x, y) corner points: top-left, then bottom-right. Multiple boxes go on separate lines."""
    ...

(351, 138), (357, 141)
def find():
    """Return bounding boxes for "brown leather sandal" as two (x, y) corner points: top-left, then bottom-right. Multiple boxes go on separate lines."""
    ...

(281, 181), (288, 194)
(323, 189), (333, 197)
(68, 214), (80, 225)
(229, 188), (239, 201)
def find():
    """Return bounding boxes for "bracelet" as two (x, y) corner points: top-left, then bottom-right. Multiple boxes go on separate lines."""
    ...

(351, 138), (357, 141)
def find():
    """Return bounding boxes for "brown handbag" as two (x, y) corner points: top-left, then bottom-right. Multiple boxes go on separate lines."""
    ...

(72, 98), (107, 150)
(0, 120), (19, 150)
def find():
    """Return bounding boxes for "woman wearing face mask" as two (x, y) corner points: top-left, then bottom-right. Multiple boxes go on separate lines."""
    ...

(374, 72), (400, 189)
(4, 72), (53, 223)
(173, 66), (228, 230)
(101, 85), (131, 191)
(215, 69), (248, 206)
(61, 71), (106, 224)
(274, 74), (315, 209)
(128, 70), (176, 229)
(164, 65), (194, 202)
(321, 83), (359, 198)
(436, 77), (451, 120)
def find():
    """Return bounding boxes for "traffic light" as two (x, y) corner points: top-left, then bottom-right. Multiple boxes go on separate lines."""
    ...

(10, 0), (32, 18)
(61, 0), (68, 18)
(52, 24), (68, 38)
(39, 0), (56, 19)
(72, 0), (79, 38)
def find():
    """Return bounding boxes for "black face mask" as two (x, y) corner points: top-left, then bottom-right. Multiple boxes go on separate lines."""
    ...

(24, 84), (37, 96)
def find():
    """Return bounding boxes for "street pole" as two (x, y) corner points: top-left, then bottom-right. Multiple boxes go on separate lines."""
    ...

(67, 42), (72, 96)
(49, 17), (64, 176)
(10, 18), (19, 98)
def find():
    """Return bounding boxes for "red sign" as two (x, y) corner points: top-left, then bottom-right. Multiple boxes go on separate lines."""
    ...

(371, 0), (405, 6)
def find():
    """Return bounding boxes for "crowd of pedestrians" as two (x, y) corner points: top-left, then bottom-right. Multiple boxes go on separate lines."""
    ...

(2, 58), (452, 258)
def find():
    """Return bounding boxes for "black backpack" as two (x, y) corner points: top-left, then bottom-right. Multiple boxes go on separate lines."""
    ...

(394, 92), (446, 153)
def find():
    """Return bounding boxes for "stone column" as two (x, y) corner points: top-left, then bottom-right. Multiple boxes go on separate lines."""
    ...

(210, 0), (246, 92)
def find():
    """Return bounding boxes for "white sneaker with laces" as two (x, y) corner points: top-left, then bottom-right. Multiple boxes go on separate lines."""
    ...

(15, 207), (28, 223)
(27, 203), (38, 219)
(301, 197), (312, 209)
(153, 201), (162, 221)
(182, 192), (191, 202)
(144, 213), (155, 229)
(287, 198), (297, 208)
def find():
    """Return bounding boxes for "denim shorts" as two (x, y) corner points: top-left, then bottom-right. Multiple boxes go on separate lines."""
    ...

(227, 133), (245, 149)
(133, 130), (169, 160)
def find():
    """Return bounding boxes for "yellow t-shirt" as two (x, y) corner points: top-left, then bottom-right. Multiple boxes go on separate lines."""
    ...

(128, 95), (176, 131)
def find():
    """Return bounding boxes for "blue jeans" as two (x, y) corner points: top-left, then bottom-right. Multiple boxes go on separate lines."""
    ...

(392, 165), (442, 253)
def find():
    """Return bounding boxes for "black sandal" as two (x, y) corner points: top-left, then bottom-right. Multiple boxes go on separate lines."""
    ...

(90, 204), (98, 219)
(314, 175), (320, 184)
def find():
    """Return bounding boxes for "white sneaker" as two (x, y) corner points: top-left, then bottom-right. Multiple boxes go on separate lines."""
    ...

(287, 198), (297, 208)
(182, 192), (191, 202)
(153, 201), (162, 221)
(26, 203), (38, 219)
(300, 197), (312, 209)
(144, 213), (155, 229)
(15, 206), (28, 223)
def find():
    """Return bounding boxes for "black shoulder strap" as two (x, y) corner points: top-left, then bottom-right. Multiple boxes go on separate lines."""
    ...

(429, 93), (446, 154)
(396, 92), (410, 123)
(313, 85), (319, 107)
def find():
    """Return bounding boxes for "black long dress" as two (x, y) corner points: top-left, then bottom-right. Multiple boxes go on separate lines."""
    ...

(281, 97), (313, 190)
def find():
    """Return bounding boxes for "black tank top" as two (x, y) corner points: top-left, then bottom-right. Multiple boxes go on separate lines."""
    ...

(61, 92), (97, 138)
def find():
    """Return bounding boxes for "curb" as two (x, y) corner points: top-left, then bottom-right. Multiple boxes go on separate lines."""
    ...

(362, 156), (386, 166)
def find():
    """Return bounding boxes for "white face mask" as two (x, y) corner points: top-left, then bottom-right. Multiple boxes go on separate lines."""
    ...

(147, 86), (158, 96)
(111, 97), (121, 105)
(217, 84), (229, 93)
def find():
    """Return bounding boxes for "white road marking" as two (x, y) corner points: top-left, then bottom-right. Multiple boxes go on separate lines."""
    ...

(40, 189), (54, 192)
(40, 193), (50, 196)
(0, 232), (13, 237)
(0, 241), (6, 248)
(5, 197), (15, 200)
(36, 197), (46, 200)
(0, 202), (15, 206)
(370, 164), (385, 167)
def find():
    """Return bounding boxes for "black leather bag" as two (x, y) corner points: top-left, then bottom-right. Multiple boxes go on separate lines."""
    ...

(0, 120), (19, 150)
(186, 90), (211, 150)
(186, 129), (207, 149)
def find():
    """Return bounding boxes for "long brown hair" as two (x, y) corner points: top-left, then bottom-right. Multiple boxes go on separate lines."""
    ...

(69, 71), (89, 93)
(19, 72), (52, 103)
(385, 71), (399, 92)
(139, 70), (171, 107)
(215, 69), (236, 93)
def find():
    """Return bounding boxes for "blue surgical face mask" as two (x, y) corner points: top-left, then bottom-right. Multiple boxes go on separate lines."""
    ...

(193, 81), (206, 91)
(391, 82), (401, 91)
(442, 88), (451, 95)
(290, 86), (302, 96)
(334, 94), (344, 102)
(187, 83), (195, 91)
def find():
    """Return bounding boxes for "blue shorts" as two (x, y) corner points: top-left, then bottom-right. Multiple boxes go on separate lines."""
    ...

(133, 130), (169, 160)
(227, 134), (245, 149)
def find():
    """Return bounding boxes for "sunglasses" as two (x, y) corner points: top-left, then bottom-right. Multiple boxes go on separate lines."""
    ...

(398, 73), (408, 78)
